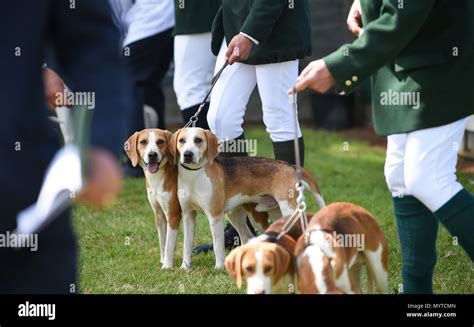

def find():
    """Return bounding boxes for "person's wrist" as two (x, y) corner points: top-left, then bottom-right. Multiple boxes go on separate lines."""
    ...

(239, 32), (259, 45)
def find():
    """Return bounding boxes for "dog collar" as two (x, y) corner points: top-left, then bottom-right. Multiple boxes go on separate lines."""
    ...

(180, 163), (204, 171)
(250, 232), (296, 249)
(250, 232), (279, 244)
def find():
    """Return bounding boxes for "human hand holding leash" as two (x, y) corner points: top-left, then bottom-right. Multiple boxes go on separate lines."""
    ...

(225, 34), (254, 64)
(291, 59), (336, 94)
(347, 0), (364, 37)
(292, 0), (363, 94)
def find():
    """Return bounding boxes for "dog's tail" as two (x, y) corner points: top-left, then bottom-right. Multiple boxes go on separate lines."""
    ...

(300, 168), (326, 209)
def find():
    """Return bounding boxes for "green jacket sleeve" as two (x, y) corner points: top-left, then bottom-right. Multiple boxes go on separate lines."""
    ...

(240, 0), (287, 43)
(324, 0), (437, 94)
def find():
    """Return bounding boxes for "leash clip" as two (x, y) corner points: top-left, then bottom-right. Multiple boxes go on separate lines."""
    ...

(295, 182), (307, 212)
(184, 108), (201, 128)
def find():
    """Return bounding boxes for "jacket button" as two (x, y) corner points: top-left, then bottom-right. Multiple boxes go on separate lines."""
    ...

(352, 75), (358, 82)
(345, 80), (352, 87)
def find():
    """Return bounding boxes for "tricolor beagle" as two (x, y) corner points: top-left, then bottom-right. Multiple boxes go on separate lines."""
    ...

(225, 213), (316, 294)
(170, 128), (325, 270)
(125, 129), (181, 269)
(294, 203), (388, 294)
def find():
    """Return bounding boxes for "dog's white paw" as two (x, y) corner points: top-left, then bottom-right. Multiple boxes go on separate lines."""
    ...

(161, 257), (174, 269)
(180, 262), (191, 270)
(214, 263), (225, 270)
(161, 263), (173, 270)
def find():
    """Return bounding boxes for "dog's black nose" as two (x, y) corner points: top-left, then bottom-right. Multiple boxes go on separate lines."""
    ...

(148, 152), (158, 160)
(183, 151), (193, 160)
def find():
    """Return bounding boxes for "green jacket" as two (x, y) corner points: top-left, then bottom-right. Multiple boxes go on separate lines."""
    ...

(324, 0), (474, 136)
(174, 0), (221, 35)
(211, 0), (312, 65)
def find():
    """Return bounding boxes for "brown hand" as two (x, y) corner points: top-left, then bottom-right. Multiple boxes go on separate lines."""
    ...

(225, 34), (254, 64)
(292, 59), (336, 94)
(42, 67), (66, 110)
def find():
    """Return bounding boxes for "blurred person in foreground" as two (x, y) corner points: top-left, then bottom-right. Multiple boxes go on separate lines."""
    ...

(294, 0), (474, 293)
(0, 0), (131, 293)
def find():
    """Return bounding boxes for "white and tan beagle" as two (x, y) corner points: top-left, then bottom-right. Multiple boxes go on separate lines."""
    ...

(225, 241), (294, 294)
(225, 213), (316, 294)
(125, 129), (181, 269)
(170, 128), (325, 270)
(294, 203), (388, 294)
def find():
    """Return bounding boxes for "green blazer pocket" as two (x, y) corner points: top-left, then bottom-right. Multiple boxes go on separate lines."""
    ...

(394, 51), (446, 73)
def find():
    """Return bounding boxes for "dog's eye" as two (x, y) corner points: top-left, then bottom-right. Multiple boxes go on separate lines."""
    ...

(263, 266), (273, 274)
(156, 139), (165, 145)
(245, 266), (255, 274)
(194, 137), (203, 144)
(179, 138), (186, 144)
(140, 139), (148, 145)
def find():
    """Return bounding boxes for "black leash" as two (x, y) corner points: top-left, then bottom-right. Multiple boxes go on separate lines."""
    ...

(184, 61), (229, 128)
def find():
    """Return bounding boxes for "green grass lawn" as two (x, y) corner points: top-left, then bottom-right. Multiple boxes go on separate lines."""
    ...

(74, 126), (474, 294)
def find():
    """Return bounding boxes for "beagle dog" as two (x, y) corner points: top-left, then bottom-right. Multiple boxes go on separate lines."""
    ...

(225, 241), (293, 294)
(125, 129), (181, 269)
(225, 213), (316, 294)
(294, 203), (388, 294)
(170, 128), (325, 270)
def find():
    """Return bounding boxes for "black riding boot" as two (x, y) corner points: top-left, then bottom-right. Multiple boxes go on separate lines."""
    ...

(272, 137), (305, 166)
(219, 133), (248, 157)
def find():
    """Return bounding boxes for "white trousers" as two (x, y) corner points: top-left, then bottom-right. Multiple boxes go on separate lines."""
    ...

(173, 33), (216, 110)
(385, 118), (468, 212)
(207, 42), (302, 142)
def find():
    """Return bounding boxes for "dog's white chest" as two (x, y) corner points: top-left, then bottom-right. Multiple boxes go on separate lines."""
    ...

(146, 170), (171, 214)
(177, 168), (213, 213)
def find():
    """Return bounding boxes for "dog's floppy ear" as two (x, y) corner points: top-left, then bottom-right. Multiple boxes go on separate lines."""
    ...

(204, 130), (220, 165)
(124, 132), (139, 167)
(163, 130), (174, 160)
(169, 129), (182, 165)
(225, 247), (245, 289)
(272, 244), (291, 285)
